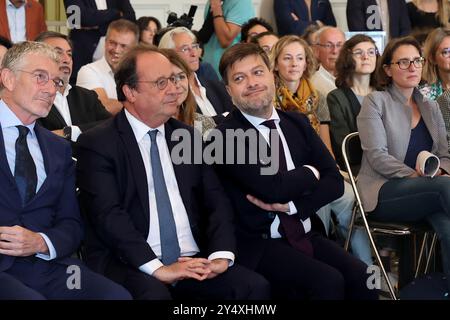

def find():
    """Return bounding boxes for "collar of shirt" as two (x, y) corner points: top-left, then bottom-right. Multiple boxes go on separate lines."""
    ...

(58, 83), (72, 98)
(124, 108), (165, 143)
(7, 0), (27, 9)
(98, 56), (114, 77)
(240, 106), (280, 130)
(94, 0), (107, 10)
(0, 99), (36, 137)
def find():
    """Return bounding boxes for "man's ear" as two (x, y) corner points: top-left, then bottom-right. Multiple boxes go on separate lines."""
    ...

(122, 84), (137, 103)
(0, 68), (16, 91)
(225, 84), (232, 97)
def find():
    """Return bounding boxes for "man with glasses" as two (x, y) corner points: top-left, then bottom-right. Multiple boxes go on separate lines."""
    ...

(158, 27), (233, 121)
(75, 45), (270, 300)
(0, 41), (131, 300)
(35, 31), (111, 153)
(311, 26), (346, 97)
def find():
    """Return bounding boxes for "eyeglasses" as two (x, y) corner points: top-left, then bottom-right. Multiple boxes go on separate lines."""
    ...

(137, 72), (187, 90)
(17, 69), (64, 89)
(316, 42), (343, 50)
(352, 48), (378, 58)
(176, 43), (200, 54)
(440, 47), (450, 58)
(389, 57), (425, 70)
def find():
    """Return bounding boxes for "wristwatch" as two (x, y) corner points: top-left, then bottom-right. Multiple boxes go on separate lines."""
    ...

(63, 126), (72, 140)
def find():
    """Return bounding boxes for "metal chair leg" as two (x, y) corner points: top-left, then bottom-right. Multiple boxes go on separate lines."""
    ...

(344, 204), (357, 252)
(424, 233), (438, 274)
(414, 233), (429, 278)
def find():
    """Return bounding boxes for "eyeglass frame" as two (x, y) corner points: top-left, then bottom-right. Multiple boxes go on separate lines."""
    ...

(136, 72), (188, 90)
(176, 43), (200, 55)
(16, 69), (65, 89)
(387, 57), (426, 70)
(351, 48), (378, 58)
(315, 42), (343, 50)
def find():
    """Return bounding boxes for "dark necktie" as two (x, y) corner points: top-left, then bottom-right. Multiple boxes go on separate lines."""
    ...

(260, 120), (313, 257)
(14, 125), (37, 205)
(149, 130), (181, 265)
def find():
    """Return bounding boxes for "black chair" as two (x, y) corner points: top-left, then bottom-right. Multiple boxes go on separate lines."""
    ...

(341, 132), (437, 300)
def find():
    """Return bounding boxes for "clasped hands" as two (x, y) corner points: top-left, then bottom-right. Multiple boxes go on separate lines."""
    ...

(0, 225), (48, 257)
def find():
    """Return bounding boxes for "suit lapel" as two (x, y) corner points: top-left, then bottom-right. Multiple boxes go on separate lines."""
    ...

(0, 123), (15, 184)
(0, 1), (11, 41)
(48, 105), (68, 127)
(30, 124), (53, 203)
(116, 111), (150, 224)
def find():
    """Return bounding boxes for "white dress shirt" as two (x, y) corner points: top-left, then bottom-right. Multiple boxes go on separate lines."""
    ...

(94, 0), (107, 10)
(124, 110), (234, 276)
(311, 65), (337, 97)
(52, 84), (82, 142)
(240, 107), (320, 237)
(76, 57), (117, 99)
(0, 100), (56, 260)
(6, 0), (26, 43)
(192, 74), (217, 117)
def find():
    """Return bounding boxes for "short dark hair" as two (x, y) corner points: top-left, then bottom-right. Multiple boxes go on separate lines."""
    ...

(335, 34), (379, 88)
(0, 35), (13, 50)
(34, 31), (73, 50)
(114, 44), (163, 102)
(377, 36), (422, 87)
(250, 31), (279, 44)
(240, 17), (273, 43)
(219, 43), (270, 85)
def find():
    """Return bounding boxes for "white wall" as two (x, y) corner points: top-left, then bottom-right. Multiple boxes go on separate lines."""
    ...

(130, 0), (349, 32)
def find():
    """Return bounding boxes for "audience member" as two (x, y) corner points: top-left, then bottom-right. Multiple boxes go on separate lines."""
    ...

(76, 44), (271, 300)
(357, 36), (450, 292)
(346, 0), (411, 39)
(407, 0), (449, 32)
(136, 16), (161, 45)
(77, 19), (139, 115)
(214, 43), (377, 300)
(274, 0), (336, 37)
(251, 31), (280, 53)
(0, 41), (130, 300)
(34, 31), (111, 154)
(0, 0), (46, 43)
(240, 17), (273, 43)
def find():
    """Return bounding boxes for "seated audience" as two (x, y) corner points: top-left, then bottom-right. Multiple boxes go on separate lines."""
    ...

(421, 28), (450, 100)
(213, 43), (378, 299)
(35, 31), (111, 154)
(240, 17), (274, 43)
(76, 44), (271, 300)
(357, 36), (450, 293)
(77, 19), (139, 115)
(0, 41), (130, 300)
(274, 0), (336, 37)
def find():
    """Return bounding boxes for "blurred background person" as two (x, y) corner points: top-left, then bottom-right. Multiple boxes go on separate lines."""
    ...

(251, 31), (280, 53)
(136, 16), (161, 45)
(240, 17), (273, 43)
(274, 0), (336, 37)
(407, 0), (449, 32)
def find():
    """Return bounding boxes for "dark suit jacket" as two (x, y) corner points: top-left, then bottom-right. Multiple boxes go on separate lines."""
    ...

(213, 109), (344, 268)
(346, 0), (411, 38)
(64, 0), (136, 82)
(328, 87), (361, 169)
(274, 0), (336, 36)
(198, 78), (234, 116)
(0, 0), (47, 41)
(0, 123), (83, 272)
(38, 85), (111, 132)
(76, 111), (236, 275)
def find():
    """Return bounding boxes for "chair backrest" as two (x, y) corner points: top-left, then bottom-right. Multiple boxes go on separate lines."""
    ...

(341, 132), (362, 176)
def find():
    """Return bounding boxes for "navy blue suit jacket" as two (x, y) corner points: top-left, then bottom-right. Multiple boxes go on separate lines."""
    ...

(274, 0), (336, 36)
(346, 0), (411, 38)
(0, 123), (83, 272)
(213, 109), (344, 268)
(76, 111), (236, 275)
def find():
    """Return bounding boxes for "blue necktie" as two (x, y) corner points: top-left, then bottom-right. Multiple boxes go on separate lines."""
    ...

(149, 130), (181, 265)
(261, 120), (313, 257)
(14, 125), (37, 205)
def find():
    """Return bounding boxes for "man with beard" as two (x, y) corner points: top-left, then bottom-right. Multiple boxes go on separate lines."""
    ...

(0, 41), (131, 299)
(35, 31), (111, 154)
(213, 43), (378, 300)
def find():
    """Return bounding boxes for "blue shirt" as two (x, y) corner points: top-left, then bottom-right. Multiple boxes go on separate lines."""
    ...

(6, 0), (26, 43)
(202, 0), (255, 77)
(0, 99), (56, 260)
(404, 117), (433, 169)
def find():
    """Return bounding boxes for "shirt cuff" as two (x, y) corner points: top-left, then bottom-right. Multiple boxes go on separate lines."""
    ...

(287, 201), (297, 215)
(304, 165), (320, 180)
(208, 251), (235, 267)
(302, 218), (311, 233)
(35, 233), (57, 260)
(139, 258), (164, 276)
(71, 126), (82, 142)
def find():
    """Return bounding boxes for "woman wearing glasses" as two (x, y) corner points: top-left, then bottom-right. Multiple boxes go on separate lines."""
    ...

(421, 28), (450, 100)
(328, 34), (379, 170)
(357, 36), (450, 293)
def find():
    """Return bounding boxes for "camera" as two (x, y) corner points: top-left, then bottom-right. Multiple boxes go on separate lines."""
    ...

(167, 5), (198, 29)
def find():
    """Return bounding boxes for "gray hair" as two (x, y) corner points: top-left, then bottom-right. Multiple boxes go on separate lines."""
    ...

(1, 41), (60, 72)
(315, 26), (345, 43)
(158, 27), (196, 49)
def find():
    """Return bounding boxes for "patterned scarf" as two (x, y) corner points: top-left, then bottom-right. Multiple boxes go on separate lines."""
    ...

(275, 78), (321, 133)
